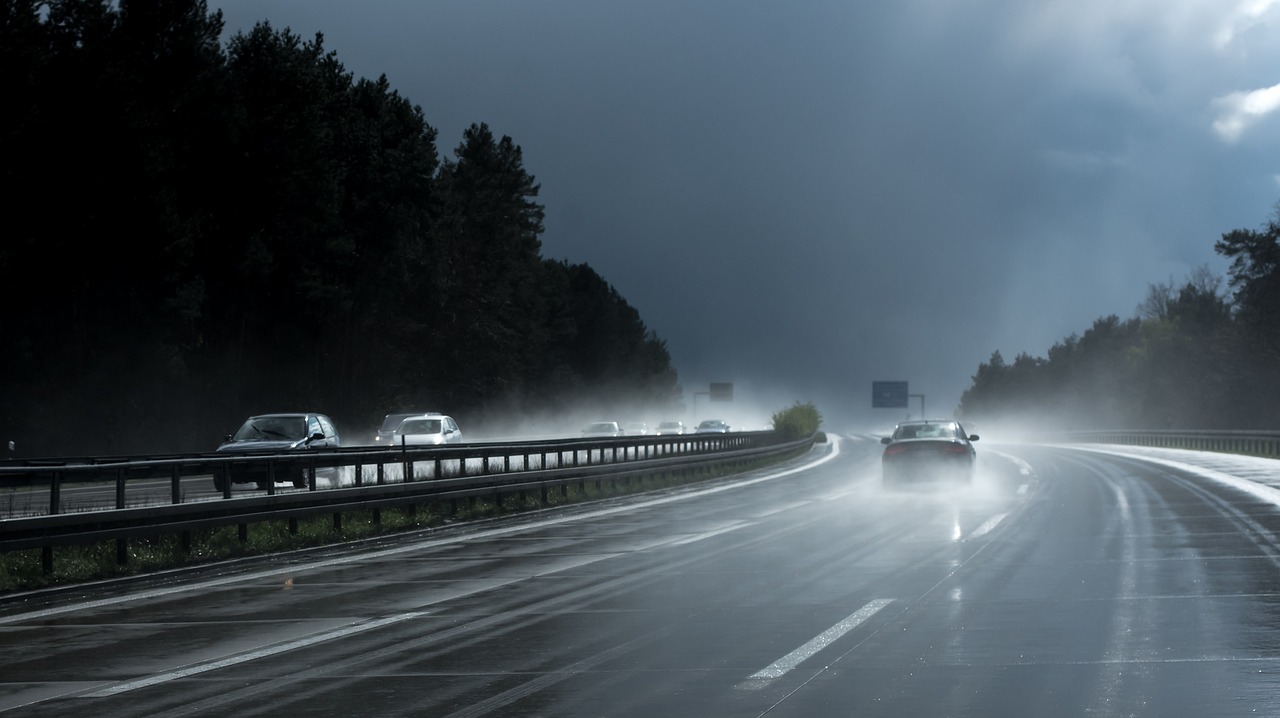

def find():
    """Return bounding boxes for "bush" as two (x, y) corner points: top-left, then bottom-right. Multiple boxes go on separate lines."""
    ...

(772, 401), (823, 439)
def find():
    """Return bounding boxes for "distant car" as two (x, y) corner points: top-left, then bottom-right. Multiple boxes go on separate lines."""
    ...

(581, 421), (622, 438)
(389, 413), (462, 446)
(695, 419), (730, 433)
(214, 412), (341, 491)
(654, 420), (685, 435)
(879, 419), (978, 487)
(373, 412), (430, 445)
(622, 422), (648, 436)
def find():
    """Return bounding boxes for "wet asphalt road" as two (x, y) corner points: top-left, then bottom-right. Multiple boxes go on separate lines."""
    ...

(2, 436), (1280, 717)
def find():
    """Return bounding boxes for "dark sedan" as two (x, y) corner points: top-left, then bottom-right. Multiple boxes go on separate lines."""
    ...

(214, 412), (341, 491)
(880, 419), (978, 487)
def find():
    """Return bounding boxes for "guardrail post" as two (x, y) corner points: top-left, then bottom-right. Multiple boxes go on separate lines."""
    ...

(49, 470), (62, 515)
(170, 465), (181, 505)
(116, 466), (126, 510)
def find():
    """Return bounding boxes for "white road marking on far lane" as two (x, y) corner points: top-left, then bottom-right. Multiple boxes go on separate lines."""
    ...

(741, 599), (894, 687)
(966, 512), (1009, 540)
(83, 612), (426, 697)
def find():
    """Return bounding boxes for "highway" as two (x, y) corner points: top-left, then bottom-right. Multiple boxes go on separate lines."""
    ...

(2, 435), (1279, 716)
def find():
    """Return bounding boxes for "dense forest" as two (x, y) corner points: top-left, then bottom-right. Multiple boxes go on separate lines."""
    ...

(958, 219), (1280, 431)
(0, 0), (681, 456)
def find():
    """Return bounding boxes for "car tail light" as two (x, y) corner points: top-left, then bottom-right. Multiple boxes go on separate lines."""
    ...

(943, 442), (967, 453)
(884, 444), (908, 455)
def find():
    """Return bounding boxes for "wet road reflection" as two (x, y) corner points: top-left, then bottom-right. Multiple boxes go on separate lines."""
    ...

(1, 437), (1279, 717)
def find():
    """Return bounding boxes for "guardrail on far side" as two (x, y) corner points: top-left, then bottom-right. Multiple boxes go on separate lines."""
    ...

(1050, 430), (1280, 458)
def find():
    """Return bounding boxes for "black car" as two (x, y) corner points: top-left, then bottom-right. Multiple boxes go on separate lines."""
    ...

(213, 413), (341, 491)
(372, 412), (432, 445)
(880, 419), (978, 487)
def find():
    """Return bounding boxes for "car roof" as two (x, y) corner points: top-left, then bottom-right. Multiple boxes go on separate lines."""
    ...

(398, 413), (450, 423)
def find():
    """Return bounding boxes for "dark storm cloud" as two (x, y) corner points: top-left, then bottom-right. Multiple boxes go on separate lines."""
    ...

(214, 0), (1280, 428)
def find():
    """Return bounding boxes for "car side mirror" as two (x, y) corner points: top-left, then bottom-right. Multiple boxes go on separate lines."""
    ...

(309, 432), (325, 442)
(968, 434), (979, 441)
(880, 437), (892, 445)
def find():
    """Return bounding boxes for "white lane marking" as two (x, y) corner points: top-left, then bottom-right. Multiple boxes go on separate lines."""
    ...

(753, 501), (812, 518)
(966, 512), (1009, 540)
(746, 599), (894, 683)
(83, 612), (425, 697)
(669, 521), (751, 546)
(818, 488), (859, 501)
(0, 440), (843, 627)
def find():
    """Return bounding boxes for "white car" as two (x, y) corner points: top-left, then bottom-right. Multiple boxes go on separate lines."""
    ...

(581, 421), (622, 438)
(389, 413), (462, 446)
(654, 420), (685, 435)
(695, 419), (730, 434)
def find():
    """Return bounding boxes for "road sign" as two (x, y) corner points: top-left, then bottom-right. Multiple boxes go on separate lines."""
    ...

(709, 382), (734, 402)
(871, 381), (908, 408)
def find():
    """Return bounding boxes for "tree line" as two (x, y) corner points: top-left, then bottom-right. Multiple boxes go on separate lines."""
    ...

(958, 215), (1280, 431)
(0, 0), (681, 456)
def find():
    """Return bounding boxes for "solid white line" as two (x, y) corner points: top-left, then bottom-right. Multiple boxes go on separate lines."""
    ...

(83, 612), (426, 697)
(748, 599), (894, 681)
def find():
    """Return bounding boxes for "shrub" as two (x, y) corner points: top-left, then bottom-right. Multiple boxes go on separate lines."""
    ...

(772, 401), (822, 439)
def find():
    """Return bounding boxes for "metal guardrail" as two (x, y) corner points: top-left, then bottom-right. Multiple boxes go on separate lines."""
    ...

(1048, 430), (1280, 458)
(0, 431), (814, 574)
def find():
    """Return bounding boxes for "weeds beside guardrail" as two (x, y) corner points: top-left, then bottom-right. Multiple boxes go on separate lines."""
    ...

(0, 432), (817, 593)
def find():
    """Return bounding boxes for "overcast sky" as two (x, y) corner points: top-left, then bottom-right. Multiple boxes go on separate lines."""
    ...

(213, 0), (1280, 430)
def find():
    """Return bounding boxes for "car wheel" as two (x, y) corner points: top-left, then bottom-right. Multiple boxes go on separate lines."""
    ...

(212, 475), (228, 493)
(293, 471), (308, 489)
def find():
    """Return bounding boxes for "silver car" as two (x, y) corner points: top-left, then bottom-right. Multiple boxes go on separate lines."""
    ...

(581, 421), (622, 438)
(388, 413), (462, 446)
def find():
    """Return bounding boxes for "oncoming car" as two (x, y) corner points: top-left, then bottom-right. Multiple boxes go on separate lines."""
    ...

(695, 419), (730, 434)
(389, 413), (462, 446)
(581, 421), (622, 438)
(373, 412), (428, 445)
(654, 420), (685, 435)
(214, 412), (341, 491)
(879, 419), (979, 487)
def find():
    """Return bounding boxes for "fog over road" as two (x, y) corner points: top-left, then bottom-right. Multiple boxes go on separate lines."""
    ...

(3, 437), (1280, 716)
